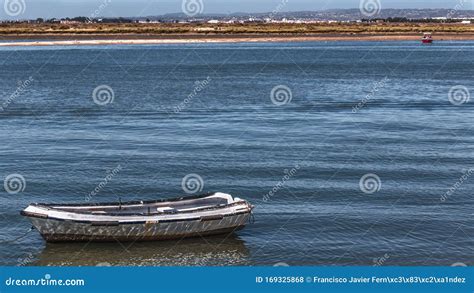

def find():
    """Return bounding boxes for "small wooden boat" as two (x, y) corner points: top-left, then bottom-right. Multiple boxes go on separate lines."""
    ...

(21, 192), (253, 242)
(422, 32), (433, 44)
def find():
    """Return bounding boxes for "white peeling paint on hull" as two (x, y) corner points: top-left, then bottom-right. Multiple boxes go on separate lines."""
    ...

(30, 212), (251, 242)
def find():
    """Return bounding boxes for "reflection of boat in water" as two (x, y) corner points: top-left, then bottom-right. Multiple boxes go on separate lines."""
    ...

(21, 192), (253, 242)
(31, 234), (250, 266)
(422, 32), (433, 44)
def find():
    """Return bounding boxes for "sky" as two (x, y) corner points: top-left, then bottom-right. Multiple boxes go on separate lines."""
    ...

(1, 0), (473, 20)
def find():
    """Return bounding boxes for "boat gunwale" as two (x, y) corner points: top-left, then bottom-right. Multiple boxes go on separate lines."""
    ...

(21, 210), (251, 224)
(21, 201), (252, 218)
(28, 192), (217, 208)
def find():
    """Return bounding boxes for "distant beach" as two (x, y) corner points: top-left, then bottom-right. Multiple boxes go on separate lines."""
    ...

(1, 22), (473, 46)
(1, 33), (474, 46)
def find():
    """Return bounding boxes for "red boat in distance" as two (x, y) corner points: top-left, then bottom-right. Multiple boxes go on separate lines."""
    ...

(422, 32), (433, 44)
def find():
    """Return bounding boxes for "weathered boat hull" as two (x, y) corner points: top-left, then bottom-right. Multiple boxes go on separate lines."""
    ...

(21, 192), (253, 242)
(29, 213), (250, 242)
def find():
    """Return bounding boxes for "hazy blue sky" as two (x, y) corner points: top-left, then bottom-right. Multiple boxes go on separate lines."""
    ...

(1, 0), (473, 19)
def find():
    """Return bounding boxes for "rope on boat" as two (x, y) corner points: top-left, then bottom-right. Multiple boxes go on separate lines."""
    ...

(249, 211), (255, 224)
(0, 226), (35, 244)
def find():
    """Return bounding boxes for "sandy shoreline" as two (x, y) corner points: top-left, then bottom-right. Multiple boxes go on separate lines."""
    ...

(1, 34), (474, 46)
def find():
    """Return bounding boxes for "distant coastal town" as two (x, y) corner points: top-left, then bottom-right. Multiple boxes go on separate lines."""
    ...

(1, 8), (473, 45)
(1, 9), (474, 24)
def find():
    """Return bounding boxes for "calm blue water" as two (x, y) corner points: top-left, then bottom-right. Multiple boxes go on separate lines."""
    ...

(0, 41), (473, 266)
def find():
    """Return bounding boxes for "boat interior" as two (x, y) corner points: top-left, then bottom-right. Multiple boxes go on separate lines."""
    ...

(39, 193), (243, 215)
